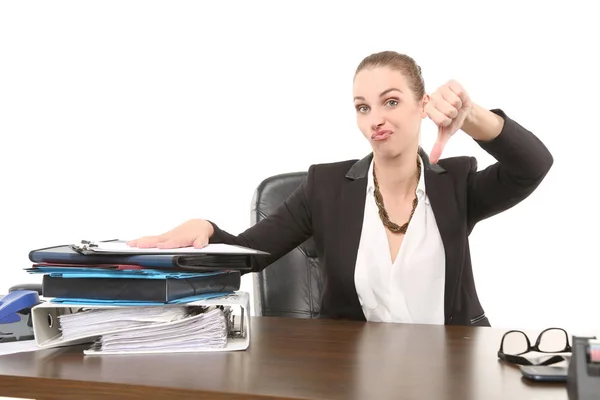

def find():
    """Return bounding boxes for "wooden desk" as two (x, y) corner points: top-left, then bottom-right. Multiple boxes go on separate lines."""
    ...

(0, 317), (567, 399)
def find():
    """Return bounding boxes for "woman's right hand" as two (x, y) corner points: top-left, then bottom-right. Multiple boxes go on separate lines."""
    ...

(126, 219), (214, 249)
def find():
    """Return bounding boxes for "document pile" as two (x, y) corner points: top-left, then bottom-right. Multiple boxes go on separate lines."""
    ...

(24, 240), (262, 354)
(59, 305), (230, 354)
(30, 292), (251, 355)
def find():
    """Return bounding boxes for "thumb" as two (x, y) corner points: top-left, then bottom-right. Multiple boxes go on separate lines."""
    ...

(192, 236), (209, 249)
(430, 126), (451, 164)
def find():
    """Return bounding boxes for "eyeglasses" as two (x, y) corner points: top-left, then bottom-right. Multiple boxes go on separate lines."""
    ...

(498, 327), (572, 366)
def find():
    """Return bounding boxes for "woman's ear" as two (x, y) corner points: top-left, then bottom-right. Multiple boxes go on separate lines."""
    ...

(420, 94), (430, 118)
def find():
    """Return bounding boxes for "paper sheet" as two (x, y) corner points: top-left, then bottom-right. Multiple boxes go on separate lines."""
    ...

(89, 242), (262, 254)
(0, 340), (39, 356)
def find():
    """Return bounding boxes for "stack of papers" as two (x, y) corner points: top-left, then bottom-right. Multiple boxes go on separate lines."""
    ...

(57, 305), (229, 353)
(30, 291), (251, 354)
(58, 306), (190, 340)
(91, 308), (228, 353)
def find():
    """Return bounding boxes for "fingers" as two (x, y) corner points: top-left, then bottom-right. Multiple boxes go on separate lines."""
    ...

(426, 105), (453, 127)
(128, 236), (193, 249)
(435, 96), (459, 120)
(156, 238), (188, 249)
(127, 235), (207, 249)
(127, 235), (166, 248)
(429, 88), (460, 120)
(427, 80), (469, 122)
(446, 79), (468, 103)
(192, 237), (209, 249)
(441, 88), (462, 114)
(126, 219), (211, 250)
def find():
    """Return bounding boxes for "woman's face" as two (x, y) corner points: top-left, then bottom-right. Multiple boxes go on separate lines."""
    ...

(353, 66), (428, 159)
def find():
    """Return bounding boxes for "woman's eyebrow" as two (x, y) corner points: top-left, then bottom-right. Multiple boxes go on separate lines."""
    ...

(353, 87), (403, 101)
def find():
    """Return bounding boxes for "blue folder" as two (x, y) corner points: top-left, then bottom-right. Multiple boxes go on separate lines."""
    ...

(49, 292), (232, 305)
(28, 266), (227, 280)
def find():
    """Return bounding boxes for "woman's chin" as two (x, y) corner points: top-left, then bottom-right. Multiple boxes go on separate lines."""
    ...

(372, 147), (402, 160)
(371, 142), (417, 161)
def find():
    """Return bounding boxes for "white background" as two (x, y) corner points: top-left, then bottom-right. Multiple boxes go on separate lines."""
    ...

(1, 0), (598, 334)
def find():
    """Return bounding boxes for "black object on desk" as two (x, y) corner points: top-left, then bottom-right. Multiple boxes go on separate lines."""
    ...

(567, 335), (600, 399)
(40, 270), (241, 302)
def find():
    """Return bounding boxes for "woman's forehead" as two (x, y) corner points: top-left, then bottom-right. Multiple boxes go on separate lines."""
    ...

(353, 67), (410, 98)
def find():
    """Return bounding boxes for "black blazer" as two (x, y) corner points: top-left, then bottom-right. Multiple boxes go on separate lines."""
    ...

(209, 109), (553, 327)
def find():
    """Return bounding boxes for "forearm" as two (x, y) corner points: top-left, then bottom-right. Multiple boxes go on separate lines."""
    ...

(462, 103), (505, 142)
(209, 216), (311, 273)
(465, 108), (554, 227)
(473, 109), (553, 180)
(207, 172), (315, 272)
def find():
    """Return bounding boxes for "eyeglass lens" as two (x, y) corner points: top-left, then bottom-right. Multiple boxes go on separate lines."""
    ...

(503, 328), (568, 355)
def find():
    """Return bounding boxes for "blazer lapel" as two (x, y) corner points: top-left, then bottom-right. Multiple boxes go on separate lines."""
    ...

(338, 155), (370, 312)
(420, 149), (462, 324)
(340, 178), (367, 264)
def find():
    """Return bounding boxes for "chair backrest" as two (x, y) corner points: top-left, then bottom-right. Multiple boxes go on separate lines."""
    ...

(250, 171), (323, 318)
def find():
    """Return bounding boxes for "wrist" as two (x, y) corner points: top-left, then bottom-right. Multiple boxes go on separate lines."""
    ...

(202, 219), (215, 237)
(462, 103), (504, 142)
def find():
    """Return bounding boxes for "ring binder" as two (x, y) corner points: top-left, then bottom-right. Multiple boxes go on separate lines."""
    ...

(30, 291), (251, 354)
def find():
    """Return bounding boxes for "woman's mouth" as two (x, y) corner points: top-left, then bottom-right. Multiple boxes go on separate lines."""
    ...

(371, 130), (393, 141)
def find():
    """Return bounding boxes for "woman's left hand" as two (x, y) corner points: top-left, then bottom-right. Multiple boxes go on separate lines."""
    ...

(425, 79), (473, 163)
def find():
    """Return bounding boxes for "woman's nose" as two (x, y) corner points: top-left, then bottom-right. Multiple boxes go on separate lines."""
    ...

(370, 114), (385, 131)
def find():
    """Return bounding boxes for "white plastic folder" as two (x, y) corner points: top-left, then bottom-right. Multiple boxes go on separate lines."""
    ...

(31, 292), (250, 355)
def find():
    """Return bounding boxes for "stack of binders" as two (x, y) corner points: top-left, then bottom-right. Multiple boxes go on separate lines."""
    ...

(24, 240), (268, 354)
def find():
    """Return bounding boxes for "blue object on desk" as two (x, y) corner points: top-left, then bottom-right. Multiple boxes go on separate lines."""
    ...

(49, 291), (232, 305)
(31, 267), (225, 279)
(0, 290), (39, 322)
(0, 290), (40, 342)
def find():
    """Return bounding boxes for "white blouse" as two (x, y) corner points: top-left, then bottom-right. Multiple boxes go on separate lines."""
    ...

(354, 156), (446, 324)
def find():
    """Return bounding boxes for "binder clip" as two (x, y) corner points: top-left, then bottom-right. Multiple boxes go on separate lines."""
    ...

(70, 240), (99, 253)
(0, 290), (41, 343)
(69, 239), (119, 254)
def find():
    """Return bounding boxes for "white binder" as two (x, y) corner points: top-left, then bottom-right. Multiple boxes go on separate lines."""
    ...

(31, 291), (251, 355)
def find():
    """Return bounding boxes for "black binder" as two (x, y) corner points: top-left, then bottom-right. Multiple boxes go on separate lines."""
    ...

(41, 271), (241, 302)
(28, 240), (269, 273)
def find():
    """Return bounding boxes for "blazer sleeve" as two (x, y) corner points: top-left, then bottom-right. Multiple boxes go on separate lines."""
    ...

(206, 165), (315, 272)
(466, 109), (553, 232)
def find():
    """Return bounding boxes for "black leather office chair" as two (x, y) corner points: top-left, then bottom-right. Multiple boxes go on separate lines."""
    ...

(250, 172), (323, 318)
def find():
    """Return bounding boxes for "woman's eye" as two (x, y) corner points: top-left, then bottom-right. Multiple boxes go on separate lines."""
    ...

(357, 105), (369, 113)
(386, 99), (399, 108)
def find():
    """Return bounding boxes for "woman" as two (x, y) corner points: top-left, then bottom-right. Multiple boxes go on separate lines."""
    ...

(127, 51), (553, 327)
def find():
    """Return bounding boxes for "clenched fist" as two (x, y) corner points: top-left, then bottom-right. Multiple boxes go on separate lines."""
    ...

(426, 79), (473, 163)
